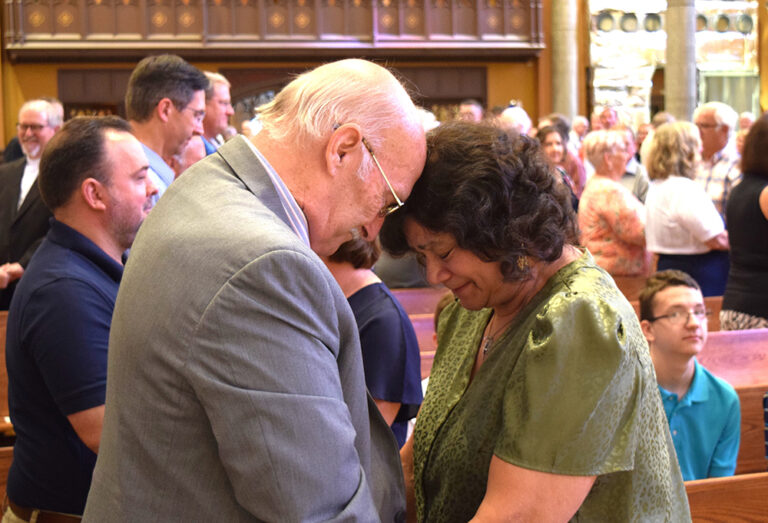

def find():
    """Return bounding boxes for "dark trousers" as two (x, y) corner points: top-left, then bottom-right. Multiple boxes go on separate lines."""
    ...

(657, 251), (730, 297)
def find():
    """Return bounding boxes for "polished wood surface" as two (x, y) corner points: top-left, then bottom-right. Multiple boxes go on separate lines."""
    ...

(698, 329), (768, 387)
(686, 471), (768, 522)
(0, 445), (12, 502)
(0, 312), (11, 435)
(392, 288), (450, 316)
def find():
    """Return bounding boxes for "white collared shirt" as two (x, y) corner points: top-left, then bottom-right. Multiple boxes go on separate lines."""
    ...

(18, 157), (40, 209)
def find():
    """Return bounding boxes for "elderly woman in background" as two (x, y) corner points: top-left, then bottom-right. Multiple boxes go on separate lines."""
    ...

(645, 122), (729, 296)
(382, 122), (689, 522)
(721, 116), (768, 330)
(579, 130), (652, 276)
(324, 238), (423, 447)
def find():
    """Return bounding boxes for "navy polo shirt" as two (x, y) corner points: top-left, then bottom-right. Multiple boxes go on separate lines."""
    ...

(347, 282), (423, 448)
(6, 219), (123, 514)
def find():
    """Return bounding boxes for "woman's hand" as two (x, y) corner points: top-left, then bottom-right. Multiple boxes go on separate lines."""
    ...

(470, 456), (596, 522)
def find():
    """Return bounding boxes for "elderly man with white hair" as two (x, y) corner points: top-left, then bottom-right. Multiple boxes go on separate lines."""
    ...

(85, 58), (426, 522)
(497, 104), (532, 135)
(693, 101), (741, 219)
(0, 98), (62, 309)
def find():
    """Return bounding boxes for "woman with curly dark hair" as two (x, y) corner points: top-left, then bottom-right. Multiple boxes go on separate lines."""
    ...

(381, 122), (688, 522)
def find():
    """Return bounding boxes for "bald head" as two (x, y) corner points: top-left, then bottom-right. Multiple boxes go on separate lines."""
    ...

(498, 106), (532, 135)
(257, 59), (422, 149)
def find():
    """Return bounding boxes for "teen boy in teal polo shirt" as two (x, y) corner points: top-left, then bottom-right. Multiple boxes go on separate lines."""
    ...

(639, 270), (740, 480)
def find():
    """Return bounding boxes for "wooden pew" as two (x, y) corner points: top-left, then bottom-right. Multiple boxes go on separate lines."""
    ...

(730, 384), (768, 475)
(612, 275), (648, 302)
(697, 328), (768, 474)
(391, 287), (449, 316)
(409, 314), (436, 379)
(0, 446), (11, 502)
(0, 311), (12, 435)
(697, 329), (768, 388)
(686, 471), (768, 522)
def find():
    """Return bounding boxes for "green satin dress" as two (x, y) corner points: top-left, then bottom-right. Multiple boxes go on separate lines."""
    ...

(414, 251), (691, 522)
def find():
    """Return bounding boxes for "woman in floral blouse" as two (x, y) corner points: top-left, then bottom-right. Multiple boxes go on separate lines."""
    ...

(579, 130), (652, 276)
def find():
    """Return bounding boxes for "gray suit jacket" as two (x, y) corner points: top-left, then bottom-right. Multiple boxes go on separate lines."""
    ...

(84, 136), (405, 522)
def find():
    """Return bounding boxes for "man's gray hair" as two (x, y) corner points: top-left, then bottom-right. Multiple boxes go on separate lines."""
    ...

(256, 59), (420, 154)
(19, 99), (62, 128)
(694, 102), (738, 136)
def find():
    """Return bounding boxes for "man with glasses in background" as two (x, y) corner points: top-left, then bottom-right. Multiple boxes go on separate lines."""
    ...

(639, 270), (740, 480)
(0, 98), (62, 309)
(201, 71), (235, 154)
(125, 54), (208, 201)
(85, 58), (426, 522)
(693, 101), (741, 220)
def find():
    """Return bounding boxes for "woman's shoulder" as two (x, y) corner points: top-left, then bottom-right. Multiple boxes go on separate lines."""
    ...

(536, 255), (639, 334)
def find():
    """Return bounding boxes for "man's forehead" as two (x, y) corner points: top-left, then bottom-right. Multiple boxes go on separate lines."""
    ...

(655, 285), (704, 308)
(18, 109), (46, 123)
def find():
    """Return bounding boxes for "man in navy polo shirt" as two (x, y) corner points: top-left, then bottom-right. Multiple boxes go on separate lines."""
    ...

(3, 115), (156, 521)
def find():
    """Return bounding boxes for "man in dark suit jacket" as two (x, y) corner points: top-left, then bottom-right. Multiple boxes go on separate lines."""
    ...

(0, 98), (62, 308)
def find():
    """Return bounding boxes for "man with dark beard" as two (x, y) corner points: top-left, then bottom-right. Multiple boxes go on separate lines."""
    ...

(3, 116), (156, 521)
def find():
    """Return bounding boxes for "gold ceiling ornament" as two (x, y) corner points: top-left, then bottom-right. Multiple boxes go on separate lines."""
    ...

(510, 12), (522, 29)
(179, 11), (194, 26)
(181, 0), (190, 6)
(406, 0), (414, 6)
(28, 10), (46, 27)
(486, 13), (498, 28)
(57, 9), (74, 26)
(381, 0), (390, 7)
(295, 12), (309, 27)
(406, 12), (418, 28)
(151, 10), (168, 26)
(381, 12), (393, 27)
(353, 0), (361, 6)
(269, 11), (284, 26)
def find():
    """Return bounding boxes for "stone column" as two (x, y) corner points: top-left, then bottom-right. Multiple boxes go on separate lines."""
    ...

(551, 0), (578, 120)
(666, 0), (697, 120)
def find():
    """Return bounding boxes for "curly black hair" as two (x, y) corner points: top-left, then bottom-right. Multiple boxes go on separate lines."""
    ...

(380, 121), (579, 281)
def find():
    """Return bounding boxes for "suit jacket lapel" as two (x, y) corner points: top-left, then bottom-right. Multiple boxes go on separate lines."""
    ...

(215, 136), (294, 231)
(2, 159), (25, 223)
(15, 178), (42, 223)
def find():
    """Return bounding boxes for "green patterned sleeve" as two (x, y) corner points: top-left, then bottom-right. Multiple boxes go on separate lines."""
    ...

(494, 292), (646, 476)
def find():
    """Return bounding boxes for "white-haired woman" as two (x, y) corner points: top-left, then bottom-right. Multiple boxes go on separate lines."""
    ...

(645, 122), (729, 296)
(579, 130), (651, 276)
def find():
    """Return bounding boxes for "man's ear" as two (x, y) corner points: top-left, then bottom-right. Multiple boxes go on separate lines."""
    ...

(156, 98), (175, 123)
(640, 319), (655, 344)
(325, 123), (364, 177)
(81, 178), (108, 212)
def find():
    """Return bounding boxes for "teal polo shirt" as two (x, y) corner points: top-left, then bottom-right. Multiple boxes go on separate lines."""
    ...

(659, 360), (741, 481)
